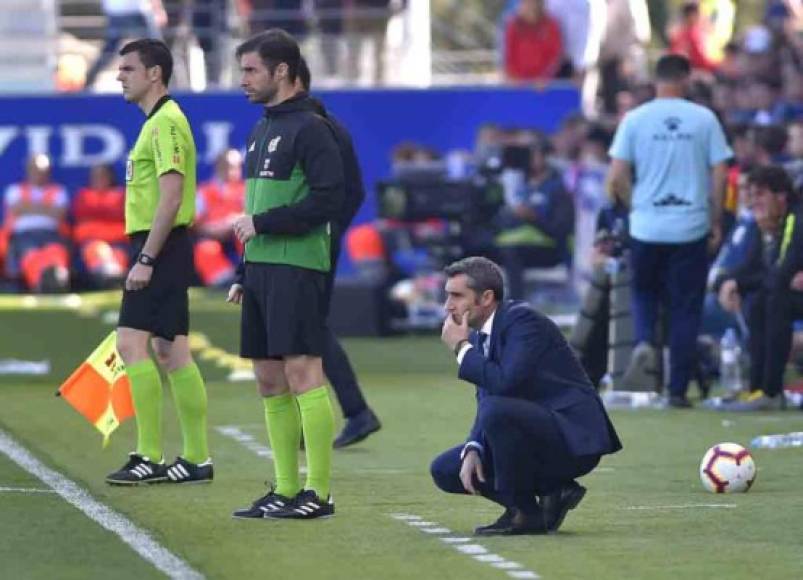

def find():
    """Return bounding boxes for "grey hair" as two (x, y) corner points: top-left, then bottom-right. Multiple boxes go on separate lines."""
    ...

(444, 256), (504, 302)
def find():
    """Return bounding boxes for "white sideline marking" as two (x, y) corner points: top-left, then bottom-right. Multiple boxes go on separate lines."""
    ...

(216, 425), (308, 474)
(389, 513), (541, 579)
(0, 429), (203, 580)
(421, 527), (451, 534)
(0, 486), (57, 494)
(626, 504), (736, 511)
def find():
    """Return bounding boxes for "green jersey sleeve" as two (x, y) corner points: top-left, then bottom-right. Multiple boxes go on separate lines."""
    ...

(151, 117), (187, 177)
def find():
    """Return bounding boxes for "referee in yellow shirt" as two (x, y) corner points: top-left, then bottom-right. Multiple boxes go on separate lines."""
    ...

(106, 39), (212, 485)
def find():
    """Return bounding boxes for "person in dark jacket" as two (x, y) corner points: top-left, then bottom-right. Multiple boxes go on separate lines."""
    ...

(228, 29), (343, 521)
(714, 166), (803, 411)
(495, 140), (575, 300)
(432, 256), (622, 535)
(295, 55), (382, 447)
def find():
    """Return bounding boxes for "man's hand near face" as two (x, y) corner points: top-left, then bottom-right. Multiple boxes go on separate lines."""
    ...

(441, 311), (470, 352)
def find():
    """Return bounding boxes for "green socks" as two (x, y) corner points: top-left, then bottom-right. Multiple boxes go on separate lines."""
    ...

(297, 386), (335, 498)
(264, 388), (335, 499)
(264, 394), (302, 497)
(168, 362), (209, 465)
(126, 359), (163, 461)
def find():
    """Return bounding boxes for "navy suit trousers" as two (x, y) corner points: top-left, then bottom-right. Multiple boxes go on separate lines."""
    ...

(431, 396), (600, 506)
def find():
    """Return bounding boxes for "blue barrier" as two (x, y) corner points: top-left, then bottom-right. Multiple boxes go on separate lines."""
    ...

(0, 87), (580, 271)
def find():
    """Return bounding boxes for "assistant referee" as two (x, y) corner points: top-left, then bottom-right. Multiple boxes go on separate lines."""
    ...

(107, 39), (212, 486)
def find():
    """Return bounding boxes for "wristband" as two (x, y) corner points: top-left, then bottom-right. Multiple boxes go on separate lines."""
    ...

(137, 253), (156, 266)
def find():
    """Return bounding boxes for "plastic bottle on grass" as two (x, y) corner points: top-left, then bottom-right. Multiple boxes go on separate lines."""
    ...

(751, 433), (803, 449)
(719, 328), (742, 394)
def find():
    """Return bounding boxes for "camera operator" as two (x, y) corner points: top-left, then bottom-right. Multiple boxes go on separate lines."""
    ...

(494, 140), (575, 300)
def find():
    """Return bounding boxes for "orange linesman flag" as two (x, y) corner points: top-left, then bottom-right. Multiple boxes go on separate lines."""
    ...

(58, 331), (134, 445)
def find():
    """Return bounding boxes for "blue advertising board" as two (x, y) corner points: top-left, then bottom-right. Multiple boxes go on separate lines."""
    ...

(0, 86), (579, 271)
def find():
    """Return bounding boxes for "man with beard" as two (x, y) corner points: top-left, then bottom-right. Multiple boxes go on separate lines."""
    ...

(228, 29), (344, 520)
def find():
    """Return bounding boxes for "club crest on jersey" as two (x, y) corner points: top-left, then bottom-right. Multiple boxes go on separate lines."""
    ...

(267, 136), (281, 153)
(260, 157), (273, 177)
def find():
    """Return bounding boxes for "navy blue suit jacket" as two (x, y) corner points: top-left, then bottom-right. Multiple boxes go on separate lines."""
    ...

(461, 300), (622, 457)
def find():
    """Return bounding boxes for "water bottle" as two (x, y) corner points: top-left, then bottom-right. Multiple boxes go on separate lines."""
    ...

(751, 433), (803, 449)
(719, 328), (742, 394)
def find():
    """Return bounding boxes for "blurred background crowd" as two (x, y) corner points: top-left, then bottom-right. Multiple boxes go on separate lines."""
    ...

(1, 0), (802, 403)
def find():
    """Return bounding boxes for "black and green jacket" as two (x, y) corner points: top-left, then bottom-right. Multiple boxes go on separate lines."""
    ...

(244, 93), (345, 272)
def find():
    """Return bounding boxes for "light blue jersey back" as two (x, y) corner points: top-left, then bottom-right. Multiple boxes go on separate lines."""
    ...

(609, 98), (732, 243)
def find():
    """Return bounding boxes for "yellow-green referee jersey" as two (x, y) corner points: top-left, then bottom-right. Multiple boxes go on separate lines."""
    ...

(125, 96), (196, 234)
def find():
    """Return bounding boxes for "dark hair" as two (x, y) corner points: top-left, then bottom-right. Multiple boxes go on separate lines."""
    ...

(586, 124), (612, 149)
(444, 257), (505, 302)
(236, 29), (300, 82)
(298, 55), (311, 91)
(754, 124), (788, 156)
(119, 39), (173, 85)
(681, 2), (699, 17)
(655, 54), (691, 82)
(748, 165), (796, 202)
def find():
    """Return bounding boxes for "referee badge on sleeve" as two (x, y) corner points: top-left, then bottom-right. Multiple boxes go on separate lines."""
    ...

(126, 158), (134, 182)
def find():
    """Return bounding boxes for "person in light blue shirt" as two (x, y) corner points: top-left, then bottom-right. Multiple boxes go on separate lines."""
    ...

(607, 54), (732, 408)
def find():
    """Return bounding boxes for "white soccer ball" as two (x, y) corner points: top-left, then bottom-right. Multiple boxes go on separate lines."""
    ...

(699, 442), (757, 493)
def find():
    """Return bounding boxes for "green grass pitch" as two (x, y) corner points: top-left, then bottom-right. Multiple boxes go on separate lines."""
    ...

(1, 291), (802, 579)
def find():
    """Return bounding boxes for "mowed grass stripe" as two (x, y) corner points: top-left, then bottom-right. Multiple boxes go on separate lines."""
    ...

(0, 429), (203, 580)
(2, 296), (803, 579)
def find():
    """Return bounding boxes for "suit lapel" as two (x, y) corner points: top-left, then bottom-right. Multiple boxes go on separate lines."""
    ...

(487, 303), (508, 361)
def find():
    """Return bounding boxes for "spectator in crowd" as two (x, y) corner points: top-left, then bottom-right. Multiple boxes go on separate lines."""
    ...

(714, 166), (803, 410)
(607, 54), (732, 408)
(549, 114), (589, 171)
(543, 0), (602, 81)
(85, 0), (167, 89)
(785, 120), (803, 189)
(735, 77), (794, 126)
(752, 123), (790, 166)
(345, 0), (396, 84)
(596, 0), (651, 115)
(72, 164), (128, 288)
(165, 0), (229, 88)
(315, 0), (345, 78)
(245, 0), (309, 37)
(564, 125), (611, 296)
(496, 140), (574, 301)
(193, 149), (244, 287)
(669, 2), (718, 72)
(702, 171), (760, 339)
(1, 155), (71, 293)
(502, 0), (563, 83)
(698, 0), (736, 63)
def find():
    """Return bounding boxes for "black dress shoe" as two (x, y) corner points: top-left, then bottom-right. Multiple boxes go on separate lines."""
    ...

(333, 408), (381, 448)
(540, 481), (586, 533)
(668, 395), (693, 409)
(474, 508), (547, 536)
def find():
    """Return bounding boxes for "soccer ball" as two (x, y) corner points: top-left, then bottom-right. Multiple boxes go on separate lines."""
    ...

(699, 443), (757, 493)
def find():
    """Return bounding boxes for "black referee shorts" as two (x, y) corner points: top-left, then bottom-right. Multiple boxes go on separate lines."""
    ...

(118, 227), (192, 341)
(240, 262), (327, 359)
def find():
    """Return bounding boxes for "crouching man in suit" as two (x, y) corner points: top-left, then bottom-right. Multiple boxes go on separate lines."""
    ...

(431, 256), (622, 535)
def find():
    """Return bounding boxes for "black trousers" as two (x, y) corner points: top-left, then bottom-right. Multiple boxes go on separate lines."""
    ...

(322, 233), (369, 419)
(430, 396), (600, 507)
(748, 286), (803, 397)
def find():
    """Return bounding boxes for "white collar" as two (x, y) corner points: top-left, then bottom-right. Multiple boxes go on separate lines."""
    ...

(480, 309), (496, 337)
